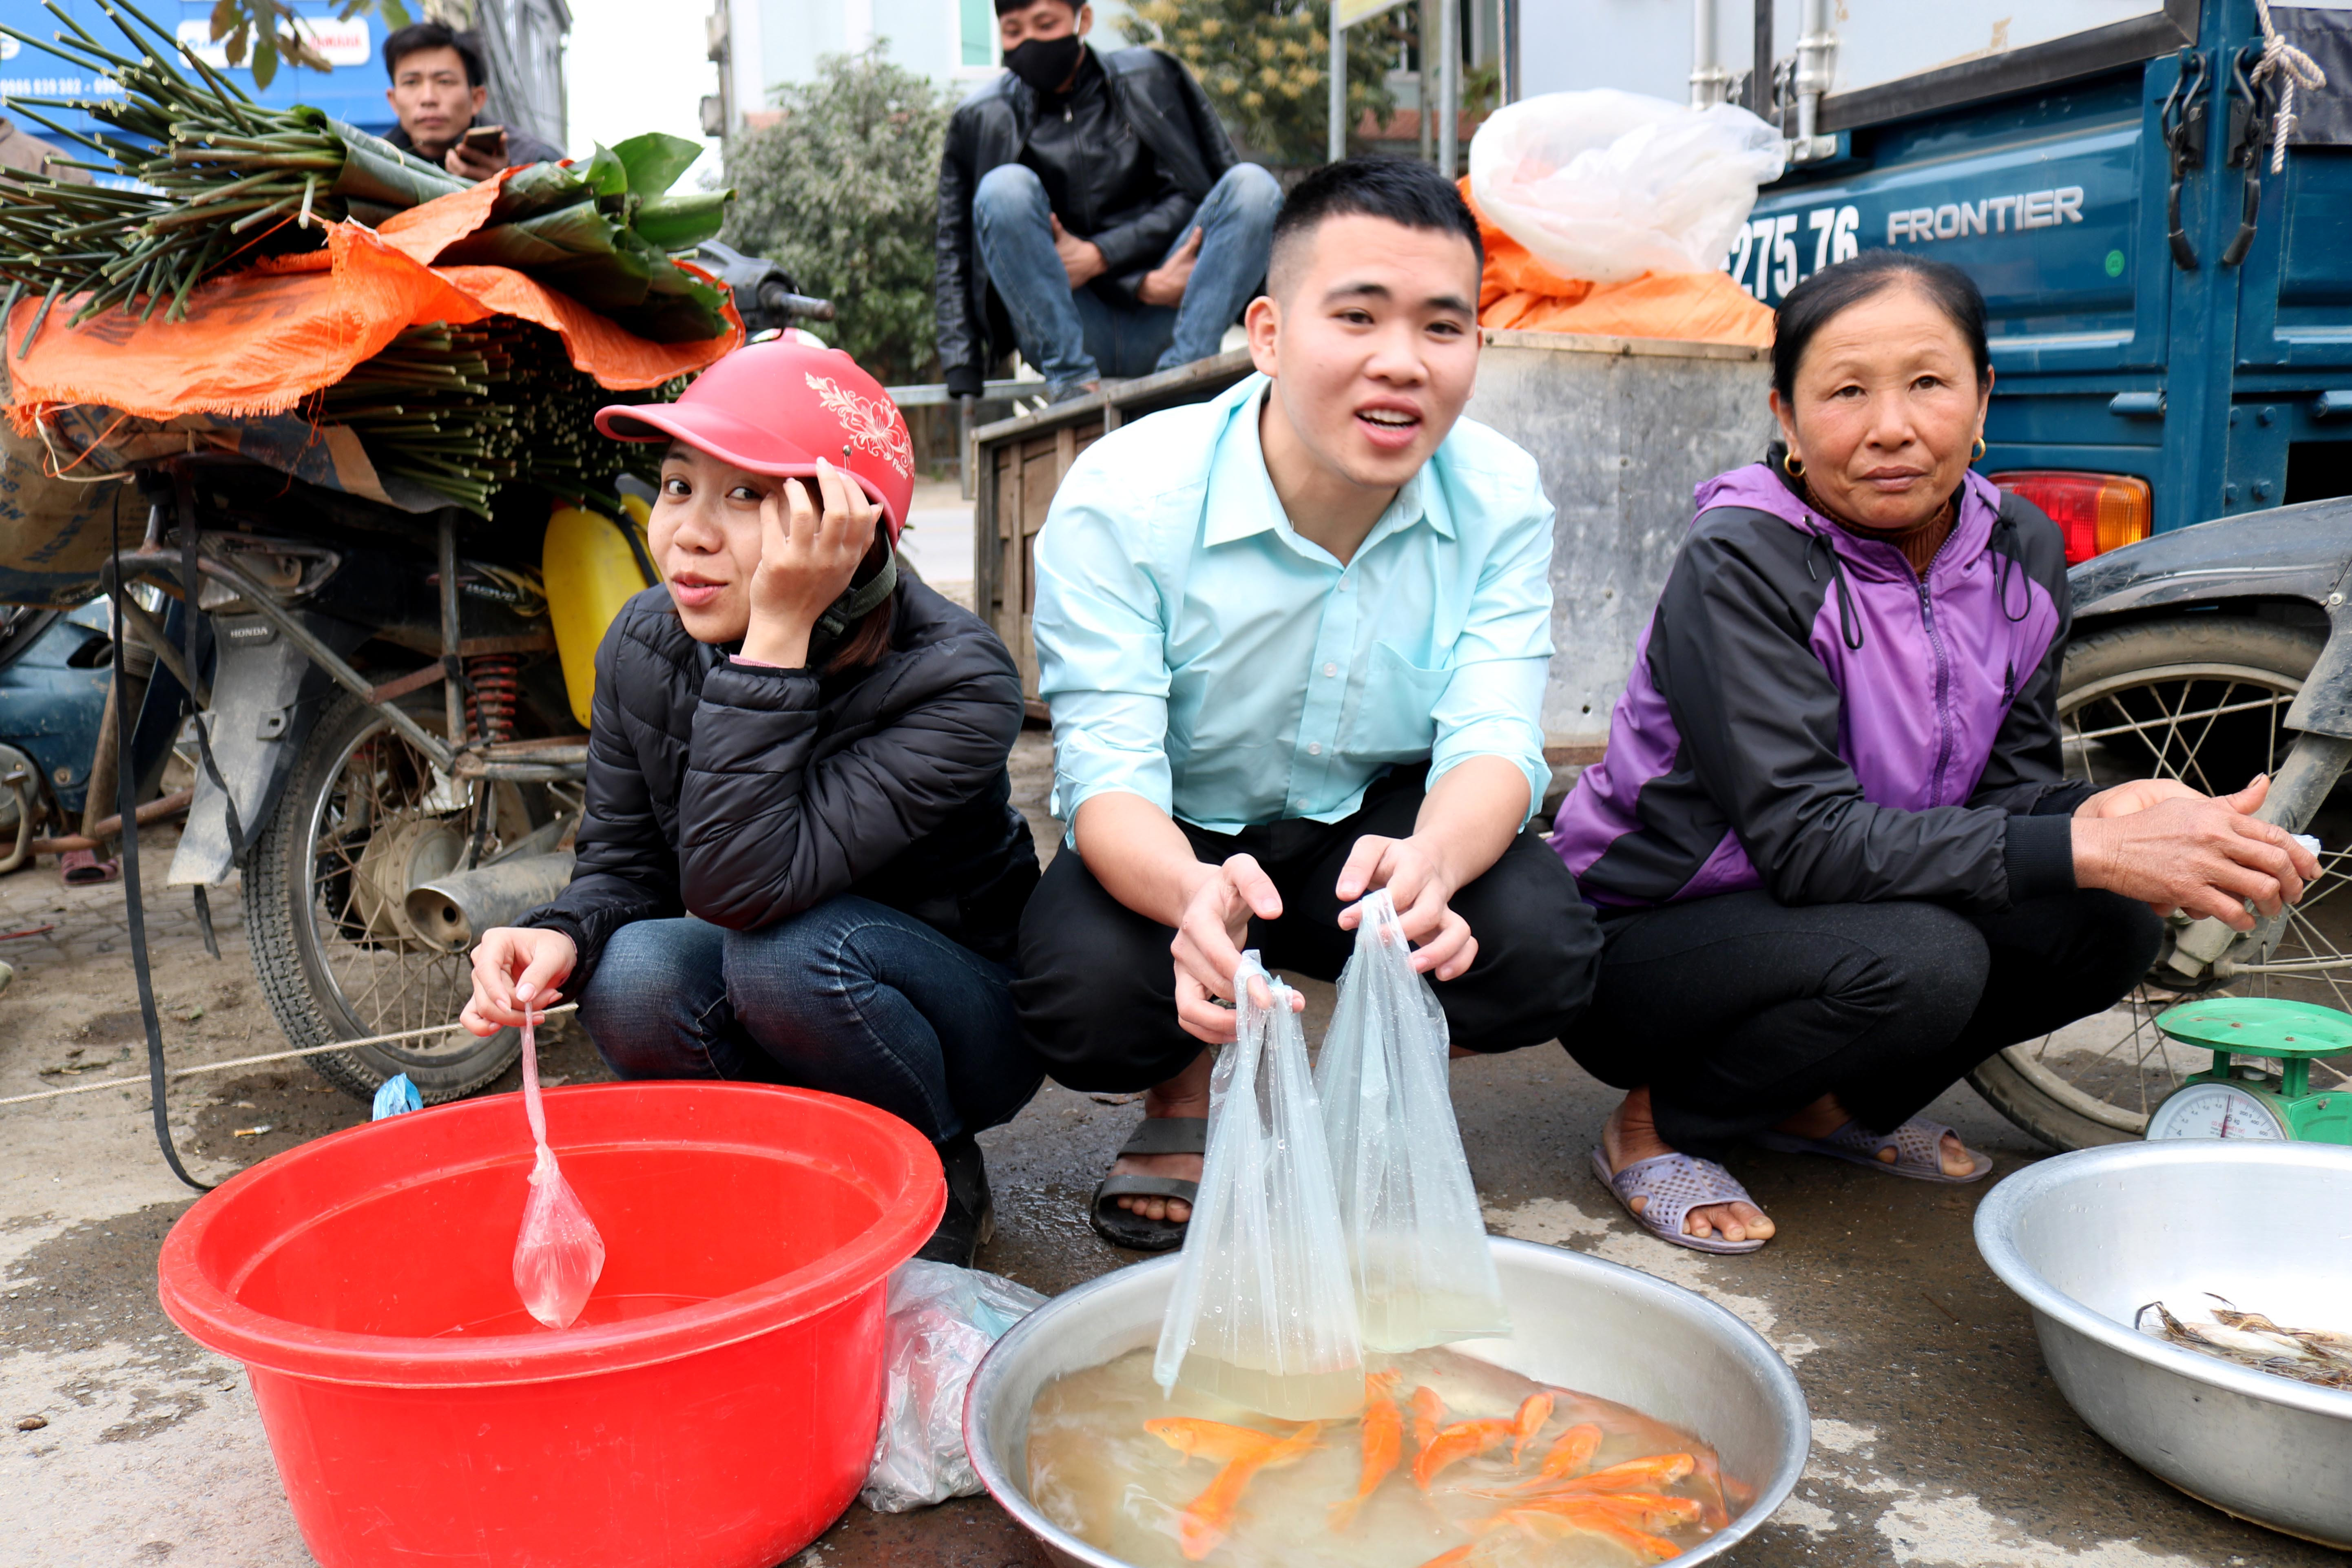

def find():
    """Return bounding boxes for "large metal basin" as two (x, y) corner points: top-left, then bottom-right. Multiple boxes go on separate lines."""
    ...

(965, 1236), (1809, 1567)
(1975, 1141), (2352, 1547)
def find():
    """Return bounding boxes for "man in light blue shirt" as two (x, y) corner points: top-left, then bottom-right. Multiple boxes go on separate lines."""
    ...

(1014, 159), (1602, 1250)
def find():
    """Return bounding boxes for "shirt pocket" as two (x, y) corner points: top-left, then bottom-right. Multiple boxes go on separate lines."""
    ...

(1342, 642), (1452, 763)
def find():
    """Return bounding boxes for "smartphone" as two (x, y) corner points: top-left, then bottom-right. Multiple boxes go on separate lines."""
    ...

(461, 125), (507, 154)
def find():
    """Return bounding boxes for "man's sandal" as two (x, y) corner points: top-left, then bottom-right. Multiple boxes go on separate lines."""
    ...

(1589, 1147), (1768, 1256)
(1754, 1116), (1993, 1184)
(1089, 1115), (1206, 1252)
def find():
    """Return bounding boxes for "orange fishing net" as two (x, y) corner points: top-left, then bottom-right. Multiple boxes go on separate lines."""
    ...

(2, 187), (738, 427)
(1460, 178), (1775, 349)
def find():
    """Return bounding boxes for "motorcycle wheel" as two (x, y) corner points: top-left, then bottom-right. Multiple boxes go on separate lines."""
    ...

(1969, 614), (2352, 1148)
(244, 690), (553, 1103)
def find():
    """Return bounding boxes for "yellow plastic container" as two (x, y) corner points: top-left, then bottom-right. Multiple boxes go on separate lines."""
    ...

(544, 496), (658, 728)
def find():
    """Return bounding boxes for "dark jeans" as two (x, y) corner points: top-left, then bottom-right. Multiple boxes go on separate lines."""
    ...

(576, 896), (1043, 1144)
(1014, 773), (1603, 1091)
(970, 162), (1283, 396)
(1567, 888), (2166, 1160)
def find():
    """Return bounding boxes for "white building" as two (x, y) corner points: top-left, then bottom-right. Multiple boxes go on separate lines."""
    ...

(701, 0), (1140, 134)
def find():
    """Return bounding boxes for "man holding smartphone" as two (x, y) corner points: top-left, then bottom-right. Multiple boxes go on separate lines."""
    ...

(381, 22), (564, 181)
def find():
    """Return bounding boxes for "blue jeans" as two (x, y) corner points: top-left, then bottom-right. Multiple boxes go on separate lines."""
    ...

(575, 898), (1042, 1144)
(971, 162), (1283, 397)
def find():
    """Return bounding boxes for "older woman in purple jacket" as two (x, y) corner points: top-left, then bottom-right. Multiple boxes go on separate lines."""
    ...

(1550, 252), (2319, 1255)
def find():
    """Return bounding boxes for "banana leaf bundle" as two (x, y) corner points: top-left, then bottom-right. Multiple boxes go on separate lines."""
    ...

(0, 0), (732, 346)
(318, 320), (676, 517)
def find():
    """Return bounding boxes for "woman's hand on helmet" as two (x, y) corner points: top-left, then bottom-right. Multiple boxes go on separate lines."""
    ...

(461, 926), (577, 1035)
(740, 456), (879, 668)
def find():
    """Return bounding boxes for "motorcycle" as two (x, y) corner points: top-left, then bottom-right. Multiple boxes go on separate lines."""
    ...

(1967, 498), (2352, 1148)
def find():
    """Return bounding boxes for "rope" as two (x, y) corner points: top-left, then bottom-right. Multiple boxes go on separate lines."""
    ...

(2252, 0), (2328, 173)
(0, 1004), (576, 1108)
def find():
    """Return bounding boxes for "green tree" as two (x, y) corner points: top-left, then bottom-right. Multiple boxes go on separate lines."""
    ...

(204, 0), (414, 88)
(1132, 0), (1399, 166)
(721, 46), (949, 384)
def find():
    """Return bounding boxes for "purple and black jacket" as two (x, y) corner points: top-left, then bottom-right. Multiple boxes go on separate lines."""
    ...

(1549, 460), (2090, 913)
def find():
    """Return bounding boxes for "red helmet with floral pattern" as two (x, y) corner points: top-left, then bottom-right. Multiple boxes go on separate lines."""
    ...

(595, 338), (916, 542)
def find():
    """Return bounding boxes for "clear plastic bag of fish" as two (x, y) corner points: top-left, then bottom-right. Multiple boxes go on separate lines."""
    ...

(1315, 889), (1510, 1352)
(513, 1014), (605, 1329)
(863, 1261), (1048, 1511)
(1155, 951), (1363, 1420)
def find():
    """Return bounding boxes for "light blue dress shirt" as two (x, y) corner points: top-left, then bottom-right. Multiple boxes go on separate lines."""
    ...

(1033, 372), (1555, 836)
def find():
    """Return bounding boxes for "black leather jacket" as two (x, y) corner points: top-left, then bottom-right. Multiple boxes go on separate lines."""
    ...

(935, 46), (1238, 396)
(521, 580), (1040, 991)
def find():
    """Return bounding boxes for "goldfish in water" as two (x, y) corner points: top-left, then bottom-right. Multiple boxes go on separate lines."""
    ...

(1175, 1421), (1321, 1561)
(1329, 1372), (1404, 1531)
(1568, 1452), (1696, 1494)
(1532, 1422), (1602, 1483)
(1484, 1499), (1685, 1563)
(1145, 1418), (1284, 1467)
(1413, 1416), (1516, 1490)
(1509, 1393), (1553, 1467)
(1409, 1385), (1447, 1455)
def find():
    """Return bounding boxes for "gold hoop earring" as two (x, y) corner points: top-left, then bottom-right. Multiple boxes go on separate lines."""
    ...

(1782, 451), (1805, 479)
(1972, 435), (1987, 462)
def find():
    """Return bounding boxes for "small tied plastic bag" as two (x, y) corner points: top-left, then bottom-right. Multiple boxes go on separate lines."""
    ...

(1316, 889), (1509, 1351)
(1155, 951), (1363, 1420)
(512, 1010), (605, 1329)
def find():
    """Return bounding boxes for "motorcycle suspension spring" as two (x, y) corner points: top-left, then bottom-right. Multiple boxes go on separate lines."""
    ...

(463, 653), (519, 745)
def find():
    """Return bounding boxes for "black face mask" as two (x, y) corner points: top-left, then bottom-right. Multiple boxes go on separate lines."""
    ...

(1003, 33), (1084, 94)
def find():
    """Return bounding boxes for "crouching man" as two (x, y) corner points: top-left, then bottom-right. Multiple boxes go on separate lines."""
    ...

(1016, 157), (1603, 1250)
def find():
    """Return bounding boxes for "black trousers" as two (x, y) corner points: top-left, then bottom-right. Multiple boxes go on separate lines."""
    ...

(1566, 887), (2166, 1160)
(1014, 771), (1603, 1091)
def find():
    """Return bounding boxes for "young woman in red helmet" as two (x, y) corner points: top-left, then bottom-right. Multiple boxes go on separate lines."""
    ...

(458, 339), (1043, 1265)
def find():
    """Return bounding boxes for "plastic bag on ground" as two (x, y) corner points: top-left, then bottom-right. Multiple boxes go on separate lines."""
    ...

(372, 1072), (422, 1120)
(1316, 890), (1510, 1351)
(862, 1261), (1047, 1512)
(512, 1014), (605, 1329)
(1154, 952), (1363, 1420)
(1469, 89), (1786, 285)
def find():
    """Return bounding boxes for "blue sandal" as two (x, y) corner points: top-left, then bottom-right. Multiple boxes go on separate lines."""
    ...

(1589, 1147), (1768, 1255)
(1753, 1116), (1993, 1184)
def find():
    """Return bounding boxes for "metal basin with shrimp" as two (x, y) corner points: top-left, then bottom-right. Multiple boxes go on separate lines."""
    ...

(965, 1238), (1810, 1567)
(1975, 1140), (2352, 1547)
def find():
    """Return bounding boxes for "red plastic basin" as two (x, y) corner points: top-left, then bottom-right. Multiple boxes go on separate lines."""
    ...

(157, 1082), (943, 1568)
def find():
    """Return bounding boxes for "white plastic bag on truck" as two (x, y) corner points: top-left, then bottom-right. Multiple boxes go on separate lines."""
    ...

(1316, 889), (1510, 1351)
(861, 1261), (1046, 1512)
(1469, 89), (1786, 284)
(1155, 952), (1363, 1420)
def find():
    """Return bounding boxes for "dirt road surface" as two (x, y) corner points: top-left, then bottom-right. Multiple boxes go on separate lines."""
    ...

(0, 732), (2322, 1568)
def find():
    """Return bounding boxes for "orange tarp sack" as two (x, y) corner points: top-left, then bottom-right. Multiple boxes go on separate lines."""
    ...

(2, 195), (737, 423)
(1460, 177), (1774, 349)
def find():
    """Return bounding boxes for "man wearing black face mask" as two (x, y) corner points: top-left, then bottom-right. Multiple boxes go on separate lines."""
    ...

(936, 0), (1282, 403)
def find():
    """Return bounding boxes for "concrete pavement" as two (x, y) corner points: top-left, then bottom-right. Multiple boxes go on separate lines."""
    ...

(0, 741), (2329, 1568)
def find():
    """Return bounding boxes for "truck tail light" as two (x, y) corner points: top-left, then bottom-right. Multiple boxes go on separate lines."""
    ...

(1987, 471), (2153, 565)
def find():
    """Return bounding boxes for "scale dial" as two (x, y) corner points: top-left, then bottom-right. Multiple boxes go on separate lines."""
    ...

(2146, 1082), (2290, 1141)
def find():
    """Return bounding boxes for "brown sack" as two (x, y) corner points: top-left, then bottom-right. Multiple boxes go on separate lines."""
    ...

(0, 420), (144, 609)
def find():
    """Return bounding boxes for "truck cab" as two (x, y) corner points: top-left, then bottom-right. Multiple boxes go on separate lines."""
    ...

(1522, 0), (2352, 564)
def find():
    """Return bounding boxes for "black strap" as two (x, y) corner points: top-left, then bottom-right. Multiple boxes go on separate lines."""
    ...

(109, 536), (212, 1194)
(175, 482), (244, 863)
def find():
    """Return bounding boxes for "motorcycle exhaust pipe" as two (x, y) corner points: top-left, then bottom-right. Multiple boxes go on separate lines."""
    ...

(405, 851), (577, 953)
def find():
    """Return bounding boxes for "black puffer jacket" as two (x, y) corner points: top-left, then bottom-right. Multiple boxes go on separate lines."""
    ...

(936, 45), (1238, 397)
(522, 580), (1039, 993)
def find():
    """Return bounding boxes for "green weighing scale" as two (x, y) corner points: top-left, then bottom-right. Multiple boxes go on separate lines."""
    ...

(2145, 997), (2352, 1143)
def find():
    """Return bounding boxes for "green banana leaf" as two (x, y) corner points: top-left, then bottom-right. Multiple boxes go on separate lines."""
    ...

(578, 143), (630, 199)
(328, 119), (469, 212)
(612, 133), (702, 201)
(489, 160), (596, 226)
(633, 191), (732, 252)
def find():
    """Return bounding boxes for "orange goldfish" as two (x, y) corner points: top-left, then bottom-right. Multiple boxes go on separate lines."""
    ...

(1175, 1421), (1321, 1561)
(1514, 1491), (1702, 1531)
(1145, 1418), (1283, 1467)
(1415, 1548), (1479, 1568)
(1412, 1416), (1516, 1490)
(1532, 1422), (1602, 1483)
(1509, 1393), (1553, 1466)
(1569, 1452), (1695, 1493)
(1485, 1501), (1684, 1563)
(1329, 1373), (1404, 1531)
(1409, 1385), (1446, 1455)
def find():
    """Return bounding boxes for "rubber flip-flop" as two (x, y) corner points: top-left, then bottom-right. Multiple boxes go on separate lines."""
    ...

(1589, 1146), (1768, 1255)
(1753, 1116), (1993, 1184)
(58, 847), (117, 886)
(1089, 1115), (1206, 1253)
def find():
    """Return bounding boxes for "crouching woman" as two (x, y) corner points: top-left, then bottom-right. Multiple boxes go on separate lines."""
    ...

(459, 341), (1044, 1265)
